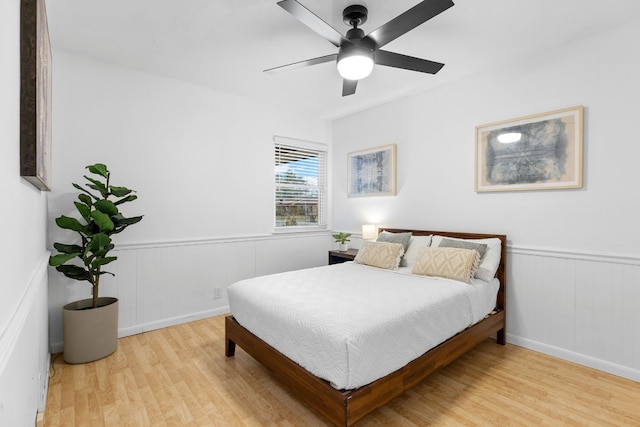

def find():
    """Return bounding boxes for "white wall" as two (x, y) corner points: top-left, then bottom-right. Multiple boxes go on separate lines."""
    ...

(332, 20), (640, 380)
(48, 50), (333, 350)
(45, 4), (639, 401)
(0, 0), (51, 425)
(50, 49), (331, 242)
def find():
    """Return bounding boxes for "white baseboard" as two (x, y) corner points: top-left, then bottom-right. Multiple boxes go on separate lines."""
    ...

(118, 306), (231, 337)
(506, 333), (640, 382)
(50, 306), (231, 354)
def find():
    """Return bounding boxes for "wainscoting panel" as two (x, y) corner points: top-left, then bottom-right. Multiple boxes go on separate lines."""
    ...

(49, 233), (333, 353)
(507, 253), (577, 349)
(0, 254), (50, 424)
(49, 238), (639, 382)
(256, 235), (332, 276)
(574, 260), (640, 370)
(507, 247), (640, 381)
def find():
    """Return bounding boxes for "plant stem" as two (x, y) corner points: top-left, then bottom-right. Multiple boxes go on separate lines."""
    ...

(93, 270), (100, 308)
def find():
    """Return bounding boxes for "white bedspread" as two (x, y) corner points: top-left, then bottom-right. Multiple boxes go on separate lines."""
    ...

(228, 262), (499, 390)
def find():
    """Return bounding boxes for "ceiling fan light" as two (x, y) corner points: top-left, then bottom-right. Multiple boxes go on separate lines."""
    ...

(337, 54), (374, 80)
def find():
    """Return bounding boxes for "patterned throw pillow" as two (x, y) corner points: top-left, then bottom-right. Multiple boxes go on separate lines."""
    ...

(354, 241), (404, 270)
(411, 247), (481, 283)
(433, 235), (501, 281)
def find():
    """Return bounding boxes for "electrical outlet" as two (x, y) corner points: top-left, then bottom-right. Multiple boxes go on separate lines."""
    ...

(213, 287), (222, 299)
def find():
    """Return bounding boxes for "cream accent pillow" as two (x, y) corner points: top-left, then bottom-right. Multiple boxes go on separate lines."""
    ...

(411, 247), (481, 283)
(354, 241), (404, 270)
(432, 235), (502, 281)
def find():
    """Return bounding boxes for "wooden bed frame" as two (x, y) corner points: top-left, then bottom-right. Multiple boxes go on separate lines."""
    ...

(225, 228), (507, 426)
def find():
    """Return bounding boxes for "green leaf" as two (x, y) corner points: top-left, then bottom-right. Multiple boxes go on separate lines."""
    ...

(53, 243), (83, 254)
(95, 199), (119, 216)
(114, 194), (137, 206)
(87, 233), (111, 253)
(86, 163), (109, 178)
(73, 183), (99, 201)
(113, 214), (143, 226)
(74, 202), (91, 222)
(110, 186), (133, 198)
(112, 215), (143, 233)
(56, 215), (87, 233)
(95, 256), (118, 266)
(49, 252), (81, 267)
(96, 270), (115, 277)
(78, 193), (92, 207)
(55, 265), (91, 282)
(84, 176), (108, 197)
(91, 210), (114, 232)
(86, 248), (110, 261)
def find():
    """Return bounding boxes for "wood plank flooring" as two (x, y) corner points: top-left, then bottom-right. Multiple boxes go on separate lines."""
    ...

(44, 315), (640, 426)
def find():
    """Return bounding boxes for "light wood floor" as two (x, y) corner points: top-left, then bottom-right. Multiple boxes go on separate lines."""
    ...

(44, 315), (640, 426)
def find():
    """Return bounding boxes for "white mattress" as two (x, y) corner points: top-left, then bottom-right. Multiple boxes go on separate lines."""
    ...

(228, 262), (499, 390)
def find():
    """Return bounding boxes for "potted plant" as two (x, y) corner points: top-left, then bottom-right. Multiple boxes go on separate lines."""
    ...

(49, 163), (142, 363)
(332, 232), (352, 251)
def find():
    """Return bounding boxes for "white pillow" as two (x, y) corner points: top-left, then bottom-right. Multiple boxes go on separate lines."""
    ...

(432, 235), (502, 281)
(400, 235), (432, 267)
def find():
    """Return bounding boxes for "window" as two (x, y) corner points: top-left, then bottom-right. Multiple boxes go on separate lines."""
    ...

(274, 136), (327, 231)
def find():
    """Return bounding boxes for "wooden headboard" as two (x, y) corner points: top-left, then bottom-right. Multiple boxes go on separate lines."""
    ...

(379, 228), (507, 315)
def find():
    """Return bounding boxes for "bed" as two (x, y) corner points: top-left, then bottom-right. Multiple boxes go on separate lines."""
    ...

(225, 228), (507, 426)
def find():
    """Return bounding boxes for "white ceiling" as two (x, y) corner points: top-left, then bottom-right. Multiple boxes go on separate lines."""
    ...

(46, 0), (640, 120)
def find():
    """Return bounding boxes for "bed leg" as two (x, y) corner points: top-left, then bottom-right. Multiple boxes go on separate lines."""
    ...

(496, 329), (506, 345)
(226, 338), (236, 357)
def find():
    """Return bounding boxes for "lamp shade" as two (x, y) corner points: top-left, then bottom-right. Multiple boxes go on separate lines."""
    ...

(362, 224), (378, 241)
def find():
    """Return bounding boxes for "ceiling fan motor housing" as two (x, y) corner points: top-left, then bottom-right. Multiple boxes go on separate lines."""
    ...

(343, 5), (368, 27)
(338, 30), (376, 62)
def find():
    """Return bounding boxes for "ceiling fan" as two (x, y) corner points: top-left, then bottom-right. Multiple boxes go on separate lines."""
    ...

(265, 0), (454, 96)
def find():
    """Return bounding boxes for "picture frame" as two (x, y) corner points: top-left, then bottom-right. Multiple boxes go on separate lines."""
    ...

(348, 144), (397, 197)
(20, 0), (52, 191)
(475, 106), (583, 192)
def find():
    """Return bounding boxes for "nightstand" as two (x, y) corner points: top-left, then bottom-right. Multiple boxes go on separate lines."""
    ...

(328, 249), (358, 265)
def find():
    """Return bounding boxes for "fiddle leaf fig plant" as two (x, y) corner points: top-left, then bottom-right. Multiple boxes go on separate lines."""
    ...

(49, 164), (143, 308)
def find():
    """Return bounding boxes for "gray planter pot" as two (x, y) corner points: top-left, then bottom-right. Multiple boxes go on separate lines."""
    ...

(62, 297), (119, 364)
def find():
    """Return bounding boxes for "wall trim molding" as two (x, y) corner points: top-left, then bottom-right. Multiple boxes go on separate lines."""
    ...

(96, 235), (639, 267)
(0, 252), (49, 376)
(50, 306), (231, 354)
(506, 333), (640, 382)
(103, 231), (332, 252)
(508, 245), (640, 266)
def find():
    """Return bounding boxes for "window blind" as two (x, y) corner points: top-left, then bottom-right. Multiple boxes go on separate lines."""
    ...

(274, 137), (327, 230)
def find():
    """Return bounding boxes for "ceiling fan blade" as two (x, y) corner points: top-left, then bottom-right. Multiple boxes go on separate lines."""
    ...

(376, 50), (445, 74)
(376, 50), (444, 74)
(342, 79), (357, 97)
(264, 53), (337, 74)
(367, 0), (454, 48)
(277, 0), (347, 48)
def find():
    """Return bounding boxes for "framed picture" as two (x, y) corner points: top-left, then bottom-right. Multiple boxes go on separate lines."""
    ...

(475, 106), (583, 192)
(20, 0), (52, 191)
(348, 144), (397, 197)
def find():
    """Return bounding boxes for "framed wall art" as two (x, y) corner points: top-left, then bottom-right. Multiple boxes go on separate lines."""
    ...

(348, 144), (396, 197)
(20, 0), (52, 191)
(475, 106), (583, 192)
